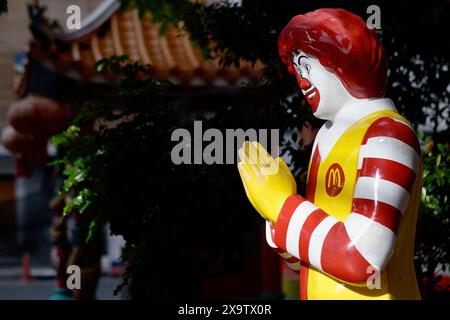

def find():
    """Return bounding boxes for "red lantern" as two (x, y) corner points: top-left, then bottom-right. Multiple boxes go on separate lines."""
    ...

(1, 125), (31, 154)
(7, 96), (69, 137)
(1, 126), (52, 177)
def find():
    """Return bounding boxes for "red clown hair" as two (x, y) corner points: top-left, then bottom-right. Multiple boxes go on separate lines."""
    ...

(278, 8), (388, 99)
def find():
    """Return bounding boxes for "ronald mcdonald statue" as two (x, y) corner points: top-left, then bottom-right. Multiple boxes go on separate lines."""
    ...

(237, 8), (422, 299)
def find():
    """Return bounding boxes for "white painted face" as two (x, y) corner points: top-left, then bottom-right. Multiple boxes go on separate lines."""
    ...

(292, 50), (353, 121)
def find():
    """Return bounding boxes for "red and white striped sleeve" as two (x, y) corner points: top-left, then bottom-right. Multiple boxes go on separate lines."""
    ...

(265, 221), (301, 272)
(272, 117), (421, 283)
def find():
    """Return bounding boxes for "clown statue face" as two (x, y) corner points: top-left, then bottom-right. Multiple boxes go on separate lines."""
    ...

(278, 8), (388, 123)
(291, 50), (354, 120)
(237, 8), (422, 300)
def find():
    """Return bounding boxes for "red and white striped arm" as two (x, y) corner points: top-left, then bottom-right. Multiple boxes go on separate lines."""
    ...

(265, 221), (301, 272)
(272, 117), (421, 283)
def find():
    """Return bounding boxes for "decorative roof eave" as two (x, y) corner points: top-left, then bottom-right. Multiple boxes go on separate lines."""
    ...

(29, 0), (266, 87)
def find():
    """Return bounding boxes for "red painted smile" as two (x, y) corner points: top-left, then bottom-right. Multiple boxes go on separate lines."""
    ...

(304, 87), (320, 113)
(297, 76), (321, 113)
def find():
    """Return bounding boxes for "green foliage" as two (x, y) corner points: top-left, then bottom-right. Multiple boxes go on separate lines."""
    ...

(122, 0), (193, 35)
(415, 142), (450, 297)
(52, 58), (273, 298)
(422, 144), (449, 215)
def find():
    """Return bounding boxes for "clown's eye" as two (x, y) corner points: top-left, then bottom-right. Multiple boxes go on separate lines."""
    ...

(305, 64), (311, 72)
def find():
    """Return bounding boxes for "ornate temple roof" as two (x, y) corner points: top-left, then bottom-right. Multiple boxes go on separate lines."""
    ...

(29, 0), (265, 86)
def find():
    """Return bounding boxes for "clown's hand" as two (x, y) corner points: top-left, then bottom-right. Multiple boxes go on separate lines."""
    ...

(237, 141), (297, 223)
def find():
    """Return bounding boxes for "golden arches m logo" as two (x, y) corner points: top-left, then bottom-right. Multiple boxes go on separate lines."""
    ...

(327, 168), (343, 189)
(325, 163), (345, 197)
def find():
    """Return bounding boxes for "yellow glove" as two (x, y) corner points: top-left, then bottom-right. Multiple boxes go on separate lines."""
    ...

(237, 141), (297, 223)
